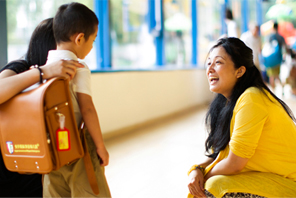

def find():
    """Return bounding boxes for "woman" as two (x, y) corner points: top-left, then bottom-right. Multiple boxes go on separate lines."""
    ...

(187, 37), (296, 197)
(0, 18), (83, 197)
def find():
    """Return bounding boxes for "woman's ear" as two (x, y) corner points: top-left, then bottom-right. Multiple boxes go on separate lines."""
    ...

(74, 33), (85, 46)
(236, 66), (246, 78)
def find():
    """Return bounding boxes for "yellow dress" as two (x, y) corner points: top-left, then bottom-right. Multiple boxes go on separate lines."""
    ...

(188, 87), (296, 197)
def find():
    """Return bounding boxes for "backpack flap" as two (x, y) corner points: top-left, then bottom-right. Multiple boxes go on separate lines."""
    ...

(0, 81), (54, 173)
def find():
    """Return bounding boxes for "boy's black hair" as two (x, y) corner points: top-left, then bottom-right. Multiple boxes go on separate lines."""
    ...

(53, 2), (99, 44)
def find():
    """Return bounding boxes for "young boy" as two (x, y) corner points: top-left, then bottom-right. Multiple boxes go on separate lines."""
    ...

(43, 3), (111, 197)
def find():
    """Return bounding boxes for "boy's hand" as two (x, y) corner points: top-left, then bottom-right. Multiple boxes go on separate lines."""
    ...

(97, 146), (109, 166)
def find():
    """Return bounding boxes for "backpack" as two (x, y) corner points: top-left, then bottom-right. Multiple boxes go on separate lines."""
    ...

(262, 39), (282, 68)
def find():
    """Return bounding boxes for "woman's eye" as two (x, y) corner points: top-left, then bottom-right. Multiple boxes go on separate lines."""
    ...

(216, 61), (221, 64)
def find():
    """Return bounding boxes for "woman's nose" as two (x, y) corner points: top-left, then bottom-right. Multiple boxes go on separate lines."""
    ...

(207, 63), (215, 73)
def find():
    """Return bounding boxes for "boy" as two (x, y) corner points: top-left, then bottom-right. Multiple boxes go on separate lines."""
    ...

(43, 3), (111, 197)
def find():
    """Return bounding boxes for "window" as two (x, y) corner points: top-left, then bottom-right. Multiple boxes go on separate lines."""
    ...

(248, 1), (257, 26)
(198, 0), (222, 66)
(110, 0), (155, 69)
(6, 0), (96, 69)
(163, 0), (192, 67)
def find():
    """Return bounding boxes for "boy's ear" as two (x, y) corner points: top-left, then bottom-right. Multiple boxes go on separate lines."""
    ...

(74, 33), (85, 46)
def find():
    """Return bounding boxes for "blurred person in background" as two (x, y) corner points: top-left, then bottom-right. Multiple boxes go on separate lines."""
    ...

(240, 22), (262, 71)
(265, 22), (288, 90)
(225, 8), (238, 38)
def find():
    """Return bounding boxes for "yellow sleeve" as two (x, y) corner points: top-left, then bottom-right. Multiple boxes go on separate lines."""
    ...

(229, 94), (268, 159)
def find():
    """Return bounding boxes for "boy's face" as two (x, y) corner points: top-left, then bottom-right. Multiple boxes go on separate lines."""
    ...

(78, 26), (98, 59)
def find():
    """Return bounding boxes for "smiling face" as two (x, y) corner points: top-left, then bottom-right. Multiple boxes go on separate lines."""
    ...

(206, 46), (242, 99)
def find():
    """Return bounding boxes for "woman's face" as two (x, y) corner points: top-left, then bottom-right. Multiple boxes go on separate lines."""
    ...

(206, 46), (240, 99)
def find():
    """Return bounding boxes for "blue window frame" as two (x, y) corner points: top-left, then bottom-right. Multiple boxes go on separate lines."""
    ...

(256, 0), (263, 31)
(148, 0), (165, 66)
(94, 0), (111, 69)
(92, 0), (264, 71)
(0, 0), (267, 71)
(191, 0), (197, 66)
(241, 0), (249, 34)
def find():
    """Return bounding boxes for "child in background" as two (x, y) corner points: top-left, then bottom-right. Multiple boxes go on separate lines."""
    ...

(43, 3), (111, 197)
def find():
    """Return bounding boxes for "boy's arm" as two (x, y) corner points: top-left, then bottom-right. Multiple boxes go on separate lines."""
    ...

(77, 92), (109, 166)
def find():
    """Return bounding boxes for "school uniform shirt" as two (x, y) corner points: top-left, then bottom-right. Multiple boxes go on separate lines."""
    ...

(46, 50), (92, 125)
(226, 20), (238, 38)
(202, 87), (296, 197)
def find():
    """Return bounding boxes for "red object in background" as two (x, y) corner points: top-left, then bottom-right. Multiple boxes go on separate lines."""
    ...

(261, 20), (296, 46)
(278, 21), (296, 45)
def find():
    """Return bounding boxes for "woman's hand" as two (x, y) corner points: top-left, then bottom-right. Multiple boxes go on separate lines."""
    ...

(41, 59), (84, 80)
(188, 169), (206, 198)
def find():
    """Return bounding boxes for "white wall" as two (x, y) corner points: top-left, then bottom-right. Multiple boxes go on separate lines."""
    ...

(90, 69), (213, 137)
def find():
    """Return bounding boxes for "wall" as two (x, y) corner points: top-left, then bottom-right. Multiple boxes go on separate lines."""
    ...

(90, 69), (213, 138)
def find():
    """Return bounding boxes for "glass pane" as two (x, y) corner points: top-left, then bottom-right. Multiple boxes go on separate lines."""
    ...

(6, 0), (97, 70)
(248, 0), (257, 26)
(110, 0), (155, 69)
(198, 0), (222, 66)
(262, 0), (277, 24)
(164, 0), (191, 67)
(227, 0), (242, 37)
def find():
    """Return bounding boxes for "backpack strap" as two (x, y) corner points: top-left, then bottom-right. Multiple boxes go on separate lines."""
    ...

(80, 122), (100, 195)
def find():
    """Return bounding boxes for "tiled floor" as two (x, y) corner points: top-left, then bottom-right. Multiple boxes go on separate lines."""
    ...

(104, 86), (296, 198)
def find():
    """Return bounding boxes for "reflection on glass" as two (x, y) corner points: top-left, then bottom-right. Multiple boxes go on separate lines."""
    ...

(110, 0), (155, 69)
(164, 0), (191, 67)
(7, 0), (96, 69)
(198, 0), (222, 66)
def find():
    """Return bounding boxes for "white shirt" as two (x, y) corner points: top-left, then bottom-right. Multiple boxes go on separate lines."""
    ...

(240, 31), (262, 69)
(46, 50), (92, 125)
(226, 20), (238, 38)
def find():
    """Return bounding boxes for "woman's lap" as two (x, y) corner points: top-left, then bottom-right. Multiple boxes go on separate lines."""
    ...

(205, 190), (266, 198)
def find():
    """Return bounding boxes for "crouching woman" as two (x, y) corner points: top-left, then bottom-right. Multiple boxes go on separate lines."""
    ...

(188, 37), (296, 198)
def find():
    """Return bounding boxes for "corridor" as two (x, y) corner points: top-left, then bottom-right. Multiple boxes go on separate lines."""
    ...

(104, 90), (296, 198)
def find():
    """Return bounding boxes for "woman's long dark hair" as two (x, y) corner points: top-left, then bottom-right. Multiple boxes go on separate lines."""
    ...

(0, 18), (56, 74)
(205, 37), (295, 159)
(25, 18), (56, 67)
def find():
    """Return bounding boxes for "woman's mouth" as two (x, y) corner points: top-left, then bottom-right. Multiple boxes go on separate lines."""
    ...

(209, 77), (219, 85)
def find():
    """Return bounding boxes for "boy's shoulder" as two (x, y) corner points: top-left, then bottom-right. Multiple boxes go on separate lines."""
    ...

(78, 61), (89, 69)
(47, 50), (77, 61)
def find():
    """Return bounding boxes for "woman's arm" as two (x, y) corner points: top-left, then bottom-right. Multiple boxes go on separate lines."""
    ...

(0, 69), (41, 104)
(204, 150), (248, 180)
(188, 157), (215, 197)
(0, 60), (83, 104)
